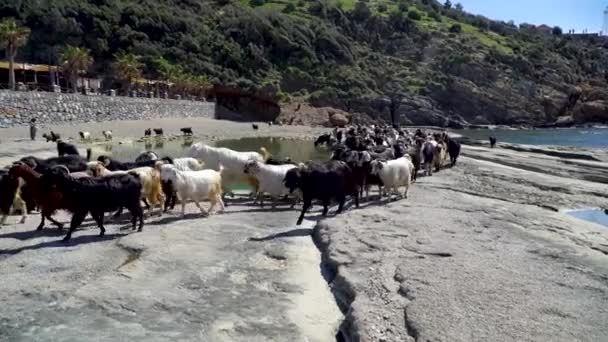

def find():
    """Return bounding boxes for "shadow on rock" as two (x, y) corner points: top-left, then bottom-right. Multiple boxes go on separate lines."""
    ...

(0, 233), (126, 256)
(0, 228), (65, 240)
(249, 228), (313, 242)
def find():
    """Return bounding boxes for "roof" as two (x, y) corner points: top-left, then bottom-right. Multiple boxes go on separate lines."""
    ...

(0, 61), (58, 72)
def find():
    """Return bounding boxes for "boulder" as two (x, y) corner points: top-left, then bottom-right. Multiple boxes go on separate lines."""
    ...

(573, 101), (608, 123)
(329, 113), (349, 127)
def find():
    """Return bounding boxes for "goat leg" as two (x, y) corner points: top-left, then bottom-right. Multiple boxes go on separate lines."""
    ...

(142, 198), (151, 210)
(91, 211), (105, 237)
(296, 198), (311, 225)
(322, 200), (330, 216)
(336, 195), (345, 214)
(63, 211), (87, 242)
(46, 215), (63, 230)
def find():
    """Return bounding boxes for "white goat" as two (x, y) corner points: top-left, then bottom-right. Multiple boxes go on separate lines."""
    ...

(159, 164), (225, 217)
(102, 130), (113, 141)
(79, 131), (91, 142)
(188, 143), (263, 193)
(243, 160), (297, 208)
(370, 157), (414, 200)
(170, 157), (205, 172)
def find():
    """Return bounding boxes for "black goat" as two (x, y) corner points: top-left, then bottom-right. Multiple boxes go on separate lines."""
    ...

(284, 161), (359, 225)
(314, 133), (335, 146)
(57, 141), (80, 156)
(20, 155), (88, 174)
(447, 138), (461, 167)
(135, 151), (159, 164)
(489, 136), (497, 148)
(41, 167), (144, 241)
(180, 127), (193, 136)
(42, 131), (61, 142)
(97, 155), (157, 171)
(265, 157), (293, 165)
(153, 128), (164, 136)
(144, 129), (152, 137)
(252, 124), (259, 130)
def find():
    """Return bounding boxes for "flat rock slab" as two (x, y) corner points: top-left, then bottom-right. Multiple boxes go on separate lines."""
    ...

(0, 203), (341, 341)
(316, 158), (608, 341)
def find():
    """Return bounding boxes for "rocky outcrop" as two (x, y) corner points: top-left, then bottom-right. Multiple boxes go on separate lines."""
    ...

(0, 90), (214, 127)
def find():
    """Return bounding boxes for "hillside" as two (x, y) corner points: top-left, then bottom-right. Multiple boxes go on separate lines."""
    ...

(2, 0), (608, 126)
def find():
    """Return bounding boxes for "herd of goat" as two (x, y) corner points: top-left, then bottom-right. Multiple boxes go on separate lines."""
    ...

(0, 125), (461, 242)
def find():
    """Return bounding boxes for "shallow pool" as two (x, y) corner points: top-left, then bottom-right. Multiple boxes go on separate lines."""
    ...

(566, 208), (608, 228)
(89, 136), (331, 163)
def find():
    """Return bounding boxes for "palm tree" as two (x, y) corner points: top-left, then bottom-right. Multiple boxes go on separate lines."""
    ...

(58, 46), (93, 93)
(0, 18), (30, 90)
(112, 52), (143, 94)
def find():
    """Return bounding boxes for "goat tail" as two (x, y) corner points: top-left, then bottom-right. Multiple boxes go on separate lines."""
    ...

(260, 147), (271, 160)
(86, 148), (92, 161)
(218, 163), (225, 175)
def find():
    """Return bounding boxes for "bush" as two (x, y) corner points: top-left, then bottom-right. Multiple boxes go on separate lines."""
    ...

(407, 10), (421, 20)
(552, 26), (563, 36)
(472, 17), (489, 31)
(284, 3), (296, 13)
(297, 0), (305, 6)
(449, 24), (462, 33)
(428, 10), (442, 22)
(353, 1), (372, 21)
(377, 3), (387, 12)
(398, 2), (408, 12)
(250, 0), (265, 6)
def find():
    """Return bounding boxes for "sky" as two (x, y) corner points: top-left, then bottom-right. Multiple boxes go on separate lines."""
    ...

(455, 0), (607, 33)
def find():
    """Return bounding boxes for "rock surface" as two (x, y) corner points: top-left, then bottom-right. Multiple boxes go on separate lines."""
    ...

(316, 152), (608, 341)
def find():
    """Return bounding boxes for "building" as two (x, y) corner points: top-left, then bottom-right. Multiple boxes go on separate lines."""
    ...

(0, 61), (58, 91)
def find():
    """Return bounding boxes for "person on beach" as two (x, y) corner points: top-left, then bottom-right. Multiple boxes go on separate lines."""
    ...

(29, 118), (38, 141)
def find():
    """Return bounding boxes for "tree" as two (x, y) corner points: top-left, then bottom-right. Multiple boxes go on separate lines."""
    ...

(443, 0), (452, 9)
(377, 3), (387, 12)
(552, 26), (563, 36)
(112, 52), (143, 94)
(455, 3), (463, 11)
(58, 46), (93, 93)
(283, 3), (296, 13)
(407, 10), (421, 21)
(0, 18), (30, 90)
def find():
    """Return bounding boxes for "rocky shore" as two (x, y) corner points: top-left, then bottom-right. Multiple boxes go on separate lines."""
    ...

(0, 118), (607, 341)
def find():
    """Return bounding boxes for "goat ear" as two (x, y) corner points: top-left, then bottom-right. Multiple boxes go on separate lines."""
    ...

(103, 158), (110, 167)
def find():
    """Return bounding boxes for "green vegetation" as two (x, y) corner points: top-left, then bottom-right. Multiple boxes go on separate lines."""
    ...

(0, 18), (30, 90)
(0, 0), (607, 124)
(58, 46), (92, 93)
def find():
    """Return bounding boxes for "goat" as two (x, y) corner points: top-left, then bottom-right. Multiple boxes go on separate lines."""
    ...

(433, 140), (447, 172)
(489, 136), (497, 148)
(79, 131), (91, 142)
(370, 157), (414, 200)
(420, 139), (436, 176)
(244, 160), (297, 208)
(180, 127), (193, 136)
(93, 163), (164, 217)
(252, 124), (259, 130)
(0, 170), (27, 225)
(20, 155), (88, 174)
(157, 163), (225, 217)
(284, 161), (359, 225)
(97, 155), (156, 171)
(57, 140), (79, 156)
(102, 130), (113, 141)
(42, 166), (144, 241)
(158, 157), (205, 211)
(42, 131), (61, 142)
(446, 138), (461, 167)
(144, 128), (152, 137)
(153, 128), (164, 136)
(188, 143), (262, 195)
(8, 163), (69, 230)
(260, 147), (293, 165)
(135, 151), (159, 164)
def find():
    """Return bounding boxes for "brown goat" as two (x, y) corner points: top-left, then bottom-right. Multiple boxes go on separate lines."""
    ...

(8, 163), (67, 230)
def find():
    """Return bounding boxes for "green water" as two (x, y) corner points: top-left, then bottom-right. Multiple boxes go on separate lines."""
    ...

(89, 136), (331, 164)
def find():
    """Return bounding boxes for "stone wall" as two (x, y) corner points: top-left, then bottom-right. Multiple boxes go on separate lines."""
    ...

(0, 90), (215, 127)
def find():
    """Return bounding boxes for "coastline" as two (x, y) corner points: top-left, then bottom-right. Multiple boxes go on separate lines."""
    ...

(0, 117), (607, 341)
